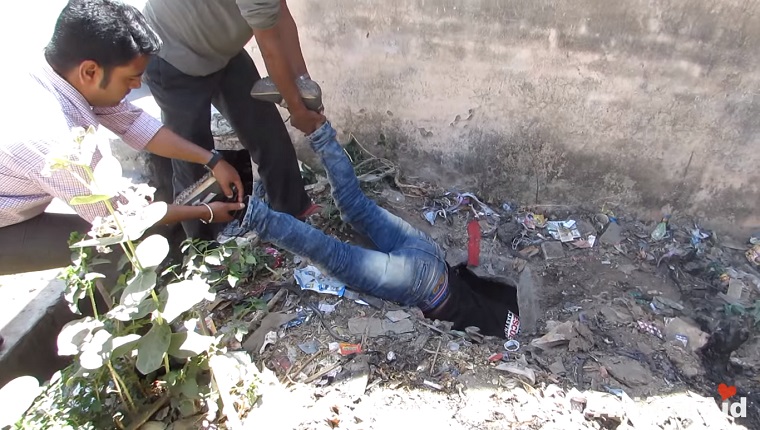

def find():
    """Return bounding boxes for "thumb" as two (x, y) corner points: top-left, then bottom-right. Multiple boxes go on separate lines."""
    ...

(225, 202), (246, 211)
(218, 181), (235, 199)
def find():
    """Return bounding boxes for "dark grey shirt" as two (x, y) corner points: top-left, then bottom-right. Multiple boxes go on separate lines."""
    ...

(143, 0), (280, 76)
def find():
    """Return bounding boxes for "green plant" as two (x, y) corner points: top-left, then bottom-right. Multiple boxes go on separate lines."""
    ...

(180, 238), (270, 289)
(17, 127), (224, 428)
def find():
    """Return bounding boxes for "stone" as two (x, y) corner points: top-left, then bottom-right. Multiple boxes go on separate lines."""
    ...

(603, 357), (652, 387)
(348, 317), (415, 337)
(549, 359), (567, 375)
(600, 222), (623, 245)
(576, 219), (596, 236)
(600, 305), (633, 324)
(664, 317), (709, 352)
(530, 320), (576, 350)
(541, 241), (565, 260)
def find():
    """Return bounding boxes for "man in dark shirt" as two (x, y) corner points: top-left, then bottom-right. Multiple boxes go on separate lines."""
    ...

(231, 121), (521, 339)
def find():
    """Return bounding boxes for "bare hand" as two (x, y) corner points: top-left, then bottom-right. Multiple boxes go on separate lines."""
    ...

(211, 160), (244, 202)
(290, 107), (326, 135)
(208, 201), (246, 223)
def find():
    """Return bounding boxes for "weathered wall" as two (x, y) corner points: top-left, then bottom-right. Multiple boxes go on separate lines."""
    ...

(286, 0), (760, 235)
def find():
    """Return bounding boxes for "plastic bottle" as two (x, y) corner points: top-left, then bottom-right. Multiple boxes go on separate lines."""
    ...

(651, 214), (671, 241)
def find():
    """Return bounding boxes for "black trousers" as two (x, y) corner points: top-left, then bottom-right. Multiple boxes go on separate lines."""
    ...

(144, 50), (310, 240)
(0, 213), (90, 275)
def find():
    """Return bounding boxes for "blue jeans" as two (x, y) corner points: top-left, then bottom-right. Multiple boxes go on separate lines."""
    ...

(241, 122), (449, 310)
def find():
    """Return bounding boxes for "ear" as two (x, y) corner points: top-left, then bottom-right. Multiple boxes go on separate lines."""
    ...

(78, 60), (102, 86)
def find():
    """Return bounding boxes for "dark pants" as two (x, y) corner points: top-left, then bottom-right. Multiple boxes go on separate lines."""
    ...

(0, 213), (90, 275)
(144, 51), (310, 240)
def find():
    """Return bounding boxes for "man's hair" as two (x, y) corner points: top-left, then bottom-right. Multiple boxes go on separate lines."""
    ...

(45, 0), (161, 86)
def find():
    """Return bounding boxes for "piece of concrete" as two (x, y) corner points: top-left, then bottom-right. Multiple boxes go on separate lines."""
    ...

(0, 269), (76, 388)
(541, 241), (565, 260)
(348, 317), (415, 337)
(600, 222), (624, 245)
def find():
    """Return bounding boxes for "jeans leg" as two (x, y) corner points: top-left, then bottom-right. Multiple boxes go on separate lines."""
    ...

(213, 51), (310, 217)
(307, 122), (419, 253)
(246, 198), (427, 305)
(144, 57), (219, 240)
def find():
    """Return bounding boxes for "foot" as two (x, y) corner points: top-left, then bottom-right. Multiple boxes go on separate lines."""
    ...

(251, 75), (324, 113)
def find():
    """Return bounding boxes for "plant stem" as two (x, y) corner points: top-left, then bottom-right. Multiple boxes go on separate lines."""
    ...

(107, 361), (136, 413)
(88, 282), (99, 319)
(163, 354), (170, 375)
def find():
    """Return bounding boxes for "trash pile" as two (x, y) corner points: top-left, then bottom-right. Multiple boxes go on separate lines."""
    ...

(195, 180), (760, 429)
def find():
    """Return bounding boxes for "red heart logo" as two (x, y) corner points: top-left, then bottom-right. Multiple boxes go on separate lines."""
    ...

(718, 383), (737, 401)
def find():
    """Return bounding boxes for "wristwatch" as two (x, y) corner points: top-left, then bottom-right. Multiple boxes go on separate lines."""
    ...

(204, 149), (223, 172)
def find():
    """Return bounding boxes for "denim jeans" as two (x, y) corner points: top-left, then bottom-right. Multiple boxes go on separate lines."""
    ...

(241, 122), (449, 309)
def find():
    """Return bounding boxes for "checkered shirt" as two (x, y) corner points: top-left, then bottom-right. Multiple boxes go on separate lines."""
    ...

(0, 58), (162, 228)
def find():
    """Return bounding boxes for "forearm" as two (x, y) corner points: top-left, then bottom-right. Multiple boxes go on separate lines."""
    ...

(160, 204), (210, 225)
(144, 127), (212, 165)
(278, 0), (308, 77)
(254, 28), (308, 112)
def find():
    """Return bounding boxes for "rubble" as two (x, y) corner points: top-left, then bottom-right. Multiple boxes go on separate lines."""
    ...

(189, 179), (760, 429)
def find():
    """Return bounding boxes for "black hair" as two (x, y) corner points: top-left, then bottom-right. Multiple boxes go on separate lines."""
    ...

(44, 0), (161, 87)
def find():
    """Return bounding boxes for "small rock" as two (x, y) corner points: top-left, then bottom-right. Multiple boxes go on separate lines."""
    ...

(530, 321), (576, 351)
(494, 362), (537, 385)
(385, 310), (411, 322)
(664, 343), (704, 378)
(618, 264), (637, 276)
(541, 241), (566, 260)
(600, 222), (623, 245)
(576, 219), (596, 236)
(664, 317), (709, 352)
(549, 359), (566, 375)
(600, 306), (633, 324)
(602, 357), (652, 387)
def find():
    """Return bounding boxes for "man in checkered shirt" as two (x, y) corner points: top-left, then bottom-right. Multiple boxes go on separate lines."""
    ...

(0, 0), (247, 275)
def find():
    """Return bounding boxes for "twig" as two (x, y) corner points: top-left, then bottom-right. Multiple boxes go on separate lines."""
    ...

(125, 393), (170, 430)
(429, 338), (442, 376)
(304, 362), (342, 384)
(416, 320), (448, 335)
(284, 350), (324, 384)
(246, 287), (287, 330)
(107, 361), (135, 413)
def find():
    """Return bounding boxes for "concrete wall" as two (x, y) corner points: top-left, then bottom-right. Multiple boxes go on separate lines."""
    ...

(286, 0), (760, 235)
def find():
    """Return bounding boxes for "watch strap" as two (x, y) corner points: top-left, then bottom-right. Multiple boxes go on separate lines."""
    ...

(204, 150), (223, 172)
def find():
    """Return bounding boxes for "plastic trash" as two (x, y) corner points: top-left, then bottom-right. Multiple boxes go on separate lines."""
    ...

(294, 265), (346, 297)
(651, 216), (670, 241)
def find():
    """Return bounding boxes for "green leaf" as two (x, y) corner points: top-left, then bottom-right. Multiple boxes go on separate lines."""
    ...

(227, 274), (239, 288)
(245, 254), (257, 265)
(69, 194), (111, 205)
(136, 322), (171, 375)
(112, 334), (141, 358)
(84, 272), (105, 282)
(124, 202), (169, 241)
(160, 279), (215, 323)
(168, 331), (215, 359)
(135, 234), (170, 269)
(204, 253), (222, 266)
(107, 297), (157, 322)
(70, 234), (127, 249)
(57, 317), (104, 356)
(120, 270), (158, 308)
(79, 329), (112, 370)
(92, 155), (123, 197)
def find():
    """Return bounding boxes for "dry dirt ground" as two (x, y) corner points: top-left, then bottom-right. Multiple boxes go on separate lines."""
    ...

(198, 158), (760, 430)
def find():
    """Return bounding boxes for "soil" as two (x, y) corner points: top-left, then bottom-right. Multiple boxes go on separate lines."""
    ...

(205, 173), (760, 430)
